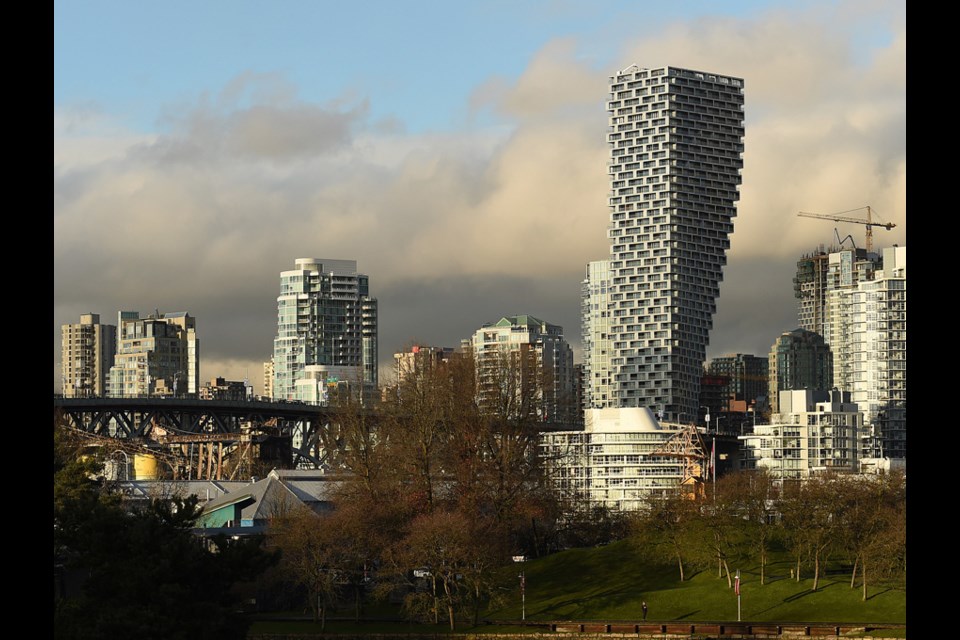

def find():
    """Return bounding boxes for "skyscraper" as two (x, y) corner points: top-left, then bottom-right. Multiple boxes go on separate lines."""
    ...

(61, 313), (116, 397)
(794, 246), (881, 387)
(272, 258), (378, 401)
(600, 65), (744, 422)
(794, 247), (832, 335)
(847, 246), (906, 458)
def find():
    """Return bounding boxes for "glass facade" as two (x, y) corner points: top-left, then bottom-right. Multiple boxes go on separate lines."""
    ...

(272, 258), (378, 401)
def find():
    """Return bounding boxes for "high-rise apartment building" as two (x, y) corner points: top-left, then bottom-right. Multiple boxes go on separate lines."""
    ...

(581, 260), (613, 409)
(848, 246), (906, 458)
(794, 246), (881, 389)
(469, 315), (575, 424)
(61, 313), (116, 397)
(108, 311), (199, 397)
(272, 258), (378, 401)
(791, 245), (905, 458)
(794, 248), (832, 334)
(821, 249), (881, 390)
(598, 65), (744, 422)
(768, 328), (832, 413)
(708, 353), (769, 405)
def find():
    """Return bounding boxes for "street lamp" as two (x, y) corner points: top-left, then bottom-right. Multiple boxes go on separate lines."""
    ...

(699, 406), (718, 433)
(512, 555), (526, 623)
(699, 406), (719, 503)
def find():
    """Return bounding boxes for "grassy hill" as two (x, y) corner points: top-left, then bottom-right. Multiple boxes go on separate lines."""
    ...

(484, 539), (905, 624)
(249, 539), (906, 636)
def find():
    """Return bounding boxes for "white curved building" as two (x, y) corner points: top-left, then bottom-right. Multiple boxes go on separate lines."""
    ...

(540, 407), (695, 511)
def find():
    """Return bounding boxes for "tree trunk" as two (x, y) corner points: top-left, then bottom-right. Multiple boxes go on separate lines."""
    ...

(444, 578), (456, 631)
(850, 555), (859, 589)
(862, 559), (868, 601)
(795, 552), (802, 582)
(473, 583), (481, 627)
(531, 517), (541, 558)
(722, 559), (732, 589)
(812, 552), (821, 591)
(760, 549), (766, 586)
(676, 550), (685, 582)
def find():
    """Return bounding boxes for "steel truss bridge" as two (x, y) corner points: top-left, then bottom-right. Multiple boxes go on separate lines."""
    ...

(53, 396), (351, 474)
(54, 396), (587, 480)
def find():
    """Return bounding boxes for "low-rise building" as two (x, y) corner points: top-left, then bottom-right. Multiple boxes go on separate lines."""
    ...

(293, 364), (365, 405)
(199, 377), (250, 401)
(738, 389), (867, 479)
(540, 407), (704, 512)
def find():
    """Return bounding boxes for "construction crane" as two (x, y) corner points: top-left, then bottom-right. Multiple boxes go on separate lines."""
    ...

(650, 422), (709, 497)
(797, 206), (895, 253)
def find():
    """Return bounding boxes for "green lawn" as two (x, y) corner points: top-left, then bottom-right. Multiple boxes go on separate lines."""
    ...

(487, 540), (905, 624)
(249, 539), (906, 635)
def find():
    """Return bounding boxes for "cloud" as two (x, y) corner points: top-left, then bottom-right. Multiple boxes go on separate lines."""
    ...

(616, 2), (906, 264)
(54, 2), (906, 393)
(471, 38), (607, 122)
(144, 85), (369, 165)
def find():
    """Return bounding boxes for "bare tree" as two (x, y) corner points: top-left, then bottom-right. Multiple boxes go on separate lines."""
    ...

(384, 349), (455, 512)
(838, 472), (906, 600)
(317, 382), (394, 499)
(779, 473), (847, 591)
(630, 490), (703, 582)
(449, 348), (553, 532)
(380, 510), (500, 631)
(720, 469), (779, 585)
(698, 477), (750, 589)
(268, 506), (341, 628)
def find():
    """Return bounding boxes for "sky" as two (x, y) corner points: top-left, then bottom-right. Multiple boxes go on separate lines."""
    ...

(54, 0), (906, 394)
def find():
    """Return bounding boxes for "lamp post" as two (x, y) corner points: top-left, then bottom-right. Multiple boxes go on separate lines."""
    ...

(699, 406), (717, 502)
(512, 555), (526, 623)
(520, 570), (526, 623)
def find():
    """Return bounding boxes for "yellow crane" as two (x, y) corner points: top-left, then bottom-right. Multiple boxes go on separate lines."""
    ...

(797, 206), (896, 253)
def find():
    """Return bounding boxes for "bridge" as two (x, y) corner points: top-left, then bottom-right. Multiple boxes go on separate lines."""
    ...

(53, 396), (351, 473)
(54, 395), (590, 480)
